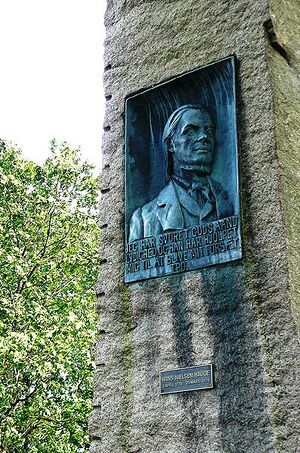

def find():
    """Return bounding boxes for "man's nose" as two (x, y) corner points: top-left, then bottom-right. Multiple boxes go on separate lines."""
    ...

(196, 130), (208, 142)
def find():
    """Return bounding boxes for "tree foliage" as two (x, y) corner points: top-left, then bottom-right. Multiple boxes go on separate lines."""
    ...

(0, 140), (99, 452)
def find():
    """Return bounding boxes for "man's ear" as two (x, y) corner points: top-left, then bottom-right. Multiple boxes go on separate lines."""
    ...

(168, 140), (174, 153)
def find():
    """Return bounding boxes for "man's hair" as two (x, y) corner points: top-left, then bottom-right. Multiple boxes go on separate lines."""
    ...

(162, 104), (213, 176)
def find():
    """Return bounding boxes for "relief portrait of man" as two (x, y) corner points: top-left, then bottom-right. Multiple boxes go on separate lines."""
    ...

(128, 104), (234, 242)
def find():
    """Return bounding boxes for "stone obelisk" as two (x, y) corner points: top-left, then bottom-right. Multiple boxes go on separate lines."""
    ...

(90, 1), (300, 451)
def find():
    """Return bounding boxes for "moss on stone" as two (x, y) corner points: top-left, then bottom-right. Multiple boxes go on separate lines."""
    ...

(118, 283), (133, 453)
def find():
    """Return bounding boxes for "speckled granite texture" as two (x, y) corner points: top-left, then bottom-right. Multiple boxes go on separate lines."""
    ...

(90, 1), (300, 451)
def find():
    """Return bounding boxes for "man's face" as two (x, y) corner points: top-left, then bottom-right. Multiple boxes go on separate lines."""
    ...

(171, 109), (215, 176)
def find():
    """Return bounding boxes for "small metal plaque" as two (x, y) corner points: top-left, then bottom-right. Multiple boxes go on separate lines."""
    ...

(125, 56), (242, 283)
(160, 364), (214, 395)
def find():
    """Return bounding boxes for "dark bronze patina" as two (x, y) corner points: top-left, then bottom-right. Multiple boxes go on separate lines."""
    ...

(125, 56), (241, 282)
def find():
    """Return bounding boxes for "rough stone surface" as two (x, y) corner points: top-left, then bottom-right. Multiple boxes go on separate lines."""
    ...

(268, 0), (300, 329)
(91, 1), (300, 452)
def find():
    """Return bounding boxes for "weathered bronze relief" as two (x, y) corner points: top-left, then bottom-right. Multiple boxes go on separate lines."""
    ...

(125, 56), (241, 282)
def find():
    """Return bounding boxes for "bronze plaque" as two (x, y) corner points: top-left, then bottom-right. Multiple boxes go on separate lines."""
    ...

(125, 56), (241, 282)
(160, 364), (214, 394)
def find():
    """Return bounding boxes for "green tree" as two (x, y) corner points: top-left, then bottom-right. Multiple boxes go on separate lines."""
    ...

(0, 140), (99, 452)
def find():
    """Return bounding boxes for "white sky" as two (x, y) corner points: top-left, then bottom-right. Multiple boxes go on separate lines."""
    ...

(0, 0), (106, 171)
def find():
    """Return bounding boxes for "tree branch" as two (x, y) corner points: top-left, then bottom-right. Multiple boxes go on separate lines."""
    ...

(2, 385), (37, 419)
(38, 209), (54, 258)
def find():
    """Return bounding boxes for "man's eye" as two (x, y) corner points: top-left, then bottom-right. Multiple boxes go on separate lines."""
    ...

(183, 126), (196, 134)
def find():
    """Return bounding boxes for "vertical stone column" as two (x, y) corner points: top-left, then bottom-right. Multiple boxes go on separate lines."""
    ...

(268, 0), (300, 327)
(90, 1), (300, 452)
